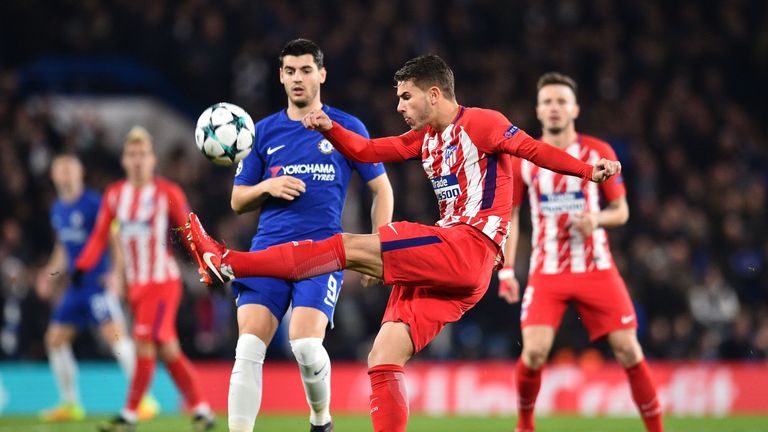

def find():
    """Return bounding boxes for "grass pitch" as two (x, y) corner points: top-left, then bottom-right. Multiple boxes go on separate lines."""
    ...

(0, 414), (764, 431)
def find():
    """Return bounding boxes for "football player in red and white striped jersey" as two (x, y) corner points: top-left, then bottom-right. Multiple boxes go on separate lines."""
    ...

(182, 55), (621, 432)
(75, 127), (214, 431)
(498, 72), (663, 432)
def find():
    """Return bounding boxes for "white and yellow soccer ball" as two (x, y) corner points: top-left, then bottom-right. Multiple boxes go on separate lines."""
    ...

(194, 102), (255, 166)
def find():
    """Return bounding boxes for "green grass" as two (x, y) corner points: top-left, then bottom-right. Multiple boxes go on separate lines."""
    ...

(0, 414), (765, 432)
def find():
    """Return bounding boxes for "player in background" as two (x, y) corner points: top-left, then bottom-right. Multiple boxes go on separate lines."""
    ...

(497, 72), (662, 432)
(225, 39), (393, 432)
(74, 128), (214, 432)
(37, 154), (157, 422)
(182, 54), (621, 432)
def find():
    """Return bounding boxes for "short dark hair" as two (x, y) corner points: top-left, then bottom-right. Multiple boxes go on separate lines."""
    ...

(536, 72), (577, 96)
(393, 54), (455, 100)
(279, 38), (324, 68)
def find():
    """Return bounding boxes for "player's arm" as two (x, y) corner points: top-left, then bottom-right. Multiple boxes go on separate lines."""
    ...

(74, 195), (115, 275)
(498, 206), (522, 304)
(107, 222), (127, 297)
(570, 196), (629, 238)
(231, 177), (306, 215)
(361, 173), (394, 287)
(36, 240), (67, 300)
(477, 111), (620, 182)
(303, 111), (422, 163)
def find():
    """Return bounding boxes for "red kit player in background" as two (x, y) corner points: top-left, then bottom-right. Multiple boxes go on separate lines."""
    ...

(74, 127), (214, 432)
(183, 55), (621, 432)
(498, 72), (663, 432)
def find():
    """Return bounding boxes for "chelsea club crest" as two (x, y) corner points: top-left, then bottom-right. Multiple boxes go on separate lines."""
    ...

(318, 139), (334, 154)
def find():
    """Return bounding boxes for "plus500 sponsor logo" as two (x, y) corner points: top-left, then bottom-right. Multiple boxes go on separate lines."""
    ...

(431, 174), (461, 201)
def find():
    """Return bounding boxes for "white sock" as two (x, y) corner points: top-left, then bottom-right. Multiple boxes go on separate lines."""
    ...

(49, 344), (80, 405)
(290, 338), (331, 426)
(228, 334), (266, 432)
(111, 337), (136, 380)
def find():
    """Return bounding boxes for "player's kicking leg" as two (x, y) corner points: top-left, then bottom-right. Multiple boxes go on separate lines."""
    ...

(182, 212), (378, 286)
(607, 329), (663, 432)
(41, 323), (85, 422)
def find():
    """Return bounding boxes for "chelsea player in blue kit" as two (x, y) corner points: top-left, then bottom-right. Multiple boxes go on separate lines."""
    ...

(37, 154), (157, 422)
(226, 39), (393, 432)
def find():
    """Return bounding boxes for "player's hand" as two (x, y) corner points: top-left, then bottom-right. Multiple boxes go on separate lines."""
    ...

(302, 110), (333, 132)
(264, 176), (306, 201)
(497, 267), (520, 304)
(569, 211), (599, 237)
(591, 158), (621, 183)
(361, 274), (383, 288)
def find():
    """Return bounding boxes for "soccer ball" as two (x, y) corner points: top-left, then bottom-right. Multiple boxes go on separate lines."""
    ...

(195, 102), (255, 166)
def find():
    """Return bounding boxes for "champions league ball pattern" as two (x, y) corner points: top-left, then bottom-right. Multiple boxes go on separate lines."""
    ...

(195, 102), (255, 166)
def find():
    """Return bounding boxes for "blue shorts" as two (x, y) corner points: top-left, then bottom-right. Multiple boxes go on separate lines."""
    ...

(51, 284), (122, 329)
(231, 271), (343, 327)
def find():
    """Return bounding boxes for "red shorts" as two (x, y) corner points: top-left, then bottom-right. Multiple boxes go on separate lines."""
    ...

(521, 269), (636, 341)
(129, 280), (182, 343)
(379, 221), (498, 352)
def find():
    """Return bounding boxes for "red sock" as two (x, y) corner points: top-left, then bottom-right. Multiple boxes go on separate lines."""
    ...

(127, 356), (156, 412)
(516, 361), (542, 431)
(226, 234), (346, 280)
(368, 364), (409, 432)
(166, 355), (204, 408)
(625, 360), (663, 432)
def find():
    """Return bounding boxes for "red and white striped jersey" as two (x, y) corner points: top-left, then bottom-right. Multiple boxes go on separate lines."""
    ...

(323, 106), (594, 267)
(76, 177), (190, 286)
(419, 107), (517, 248)
(512, 135), (625, 275)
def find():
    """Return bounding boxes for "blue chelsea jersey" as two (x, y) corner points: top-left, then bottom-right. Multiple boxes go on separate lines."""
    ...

(234, 105), (385, 250)
(50, 189), (110, 284)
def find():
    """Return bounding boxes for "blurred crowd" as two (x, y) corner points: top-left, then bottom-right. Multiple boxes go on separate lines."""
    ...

(1, 0), (767, 363)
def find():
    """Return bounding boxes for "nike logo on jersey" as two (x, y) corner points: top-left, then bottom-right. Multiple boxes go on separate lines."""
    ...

(621, 314), (635, 324)
(387, 223), (399, 235)
(266, 145), (286, 155)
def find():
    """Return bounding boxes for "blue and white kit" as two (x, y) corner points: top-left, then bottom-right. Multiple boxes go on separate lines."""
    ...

(50, 189), (120, 328)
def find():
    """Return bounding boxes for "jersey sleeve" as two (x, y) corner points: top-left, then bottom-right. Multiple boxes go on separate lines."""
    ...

(234, 125), (265, 186)
(344, 116), (388, 181)
(472, 109), (593, 180)
(595, 142), (626, 201)
(75, 187), (116, 271)
(166, 182), (191, 229)
(511, 157), (527, 208)
(323, 121), (423, 163)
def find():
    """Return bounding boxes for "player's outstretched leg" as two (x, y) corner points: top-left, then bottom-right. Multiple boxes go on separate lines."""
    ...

(291, 337), (333, 431)
(182, 212), (346, 285)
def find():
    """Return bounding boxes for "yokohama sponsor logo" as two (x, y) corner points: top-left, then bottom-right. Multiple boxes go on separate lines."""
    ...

(280, 163), (336, 175)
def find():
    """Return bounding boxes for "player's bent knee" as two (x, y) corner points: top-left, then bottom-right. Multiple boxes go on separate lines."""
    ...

(237, 333), (267, 364)
(289, 337), (325, 365)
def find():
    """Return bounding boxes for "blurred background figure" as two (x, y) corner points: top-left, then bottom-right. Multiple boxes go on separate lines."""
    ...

(36, 154), (153, 422)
